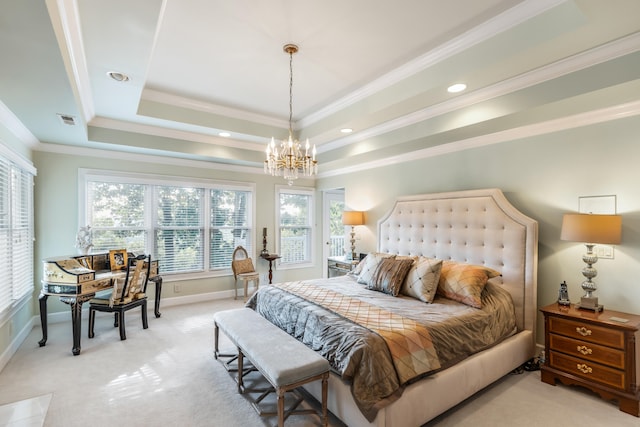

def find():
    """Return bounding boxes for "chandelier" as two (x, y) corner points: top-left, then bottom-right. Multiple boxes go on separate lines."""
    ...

(264, 44), (317, 185)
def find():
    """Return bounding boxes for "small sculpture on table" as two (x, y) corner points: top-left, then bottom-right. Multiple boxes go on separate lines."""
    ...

(557, 281), (571, 306)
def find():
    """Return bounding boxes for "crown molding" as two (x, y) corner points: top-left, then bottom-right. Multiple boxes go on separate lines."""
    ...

(301, 0), (568, 128)
(0, 100), (40, 148)
(35, 141), (264, 176)
(141, 89), (289, 130)
(318, 31), (640, 153)
(45, 0), (94, 124)
(319, 100), (640, 178)
(89, 117), (266, 151)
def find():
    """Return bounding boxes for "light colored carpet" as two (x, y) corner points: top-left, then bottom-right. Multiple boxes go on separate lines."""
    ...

(0, 298), (637, 427)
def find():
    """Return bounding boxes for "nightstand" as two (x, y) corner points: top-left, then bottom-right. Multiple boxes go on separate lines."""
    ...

(540, 303), (640, 416)
(327, 256), (358, 278)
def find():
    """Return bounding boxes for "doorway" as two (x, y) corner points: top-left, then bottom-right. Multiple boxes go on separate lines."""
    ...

(322, 189), (345, 277)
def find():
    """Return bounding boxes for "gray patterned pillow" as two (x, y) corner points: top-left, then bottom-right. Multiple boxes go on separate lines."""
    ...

(367, 257), (415, 296)
(356, 252), (395, 285)
(400, 257), (443, 303)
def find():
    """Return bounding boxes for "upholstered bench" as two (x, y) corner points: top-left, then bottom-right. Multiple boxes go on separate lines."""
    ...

(214, 308), (329, 427)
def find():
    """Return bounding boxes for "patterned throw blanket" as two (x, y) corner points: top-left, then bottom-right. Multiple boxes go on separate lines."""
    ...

(275, 281), (441, 384)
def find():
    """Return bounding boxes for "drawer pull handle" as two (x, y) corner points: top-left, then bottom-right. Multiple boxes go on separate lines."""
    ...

(576, 326), (592, 337)
(577, 345), (592, 355)
(576, 363), (593, 374)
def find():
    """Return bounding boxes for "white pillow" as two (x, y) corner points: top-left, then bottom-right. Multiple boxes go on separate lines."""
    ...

(400, 257), (443, 303)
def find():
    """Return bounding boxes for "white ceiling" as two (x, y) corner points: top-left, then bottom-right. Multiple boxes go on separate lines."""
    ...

(1, 0), (640, 176)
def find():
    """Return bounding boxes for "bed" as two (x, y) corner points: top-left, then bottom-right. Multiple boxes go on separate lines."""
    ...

(247, 188), (538, 426)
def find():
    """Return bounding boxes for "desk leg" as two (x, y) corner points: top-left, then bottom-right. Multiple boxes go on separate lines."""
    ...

(150, 276), (162, 318)
(60, 295), (91, 356)
(38, 293), (48, 347)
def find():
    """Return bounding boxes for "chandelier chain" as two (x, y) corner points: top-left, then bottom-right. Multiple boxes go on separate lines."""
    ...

(264, 43), (318, 185)
(289, 48), (294, 136)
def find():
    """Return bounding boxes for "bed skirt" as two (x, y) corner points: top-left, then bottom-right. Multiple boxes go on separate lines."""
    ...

(302, 330), (534, 427)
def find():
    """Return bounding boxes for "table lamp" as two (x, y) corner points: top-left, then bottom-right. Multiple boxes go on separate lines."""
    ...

(342, 211), (364, 261)
(560, 213), (622, 311)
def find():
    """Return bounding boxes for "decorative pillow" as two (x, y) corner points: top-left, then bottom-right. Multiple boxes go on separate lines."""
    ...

(400, 257), (443, 303)
(233, 258), (255, 274)
(356, 252), (395, 285)
(367, 257), (415, 296)
(437, 261), (501, 308)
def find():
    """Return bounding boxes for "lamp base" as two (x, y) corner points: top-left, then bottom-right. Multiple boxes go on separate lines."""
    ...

(577, 296), (603, 312)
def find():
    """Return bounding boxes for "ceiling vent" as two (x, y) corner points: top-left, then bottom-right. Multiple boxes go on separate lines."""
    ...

(57, 114), (76, 126)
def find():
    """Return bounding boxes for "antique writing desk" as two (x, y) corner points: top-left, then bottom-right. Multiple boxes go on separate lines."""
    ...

(39, 252), (162, 355)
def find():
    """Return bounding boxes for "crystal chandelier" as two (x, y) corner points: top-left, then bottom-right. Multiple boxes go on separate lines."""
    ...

(264, 44), (317, 185)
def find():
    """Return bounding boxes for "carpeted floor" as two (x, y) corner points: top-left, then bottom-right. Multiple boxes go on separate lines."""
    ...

(0, 297), (637, 427)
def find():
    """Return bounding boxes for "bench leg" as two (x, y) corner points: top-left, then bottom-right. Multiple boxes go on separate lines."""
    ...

(214, 324), (219, 359)
(277, 387), (285, 427)
(237, 348), (244, 394)
(321, 373), (328, 427)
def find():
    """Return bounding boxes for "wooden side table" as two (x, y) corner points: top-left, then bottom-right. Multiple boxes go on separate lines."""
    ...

(540, 303), (640, 416)
(260, 253), (280, 284)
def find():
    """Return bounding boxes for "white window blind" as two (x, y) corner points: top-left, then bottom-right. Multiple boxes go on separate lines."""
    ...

(82, 171), (254, 276)
(87, 182), (147, 253)
(155, 186), (204, 273)
(278, 188), (314, 266)
(210, 189), (252, 270)
(0, 157), (34, 314)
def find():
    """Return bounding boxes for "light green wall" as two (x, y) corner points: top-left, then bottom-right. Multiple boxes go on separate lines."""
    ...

(3, 114), (639, 360)
(31, 151), (320, 315)
(317, 115), (640, 344)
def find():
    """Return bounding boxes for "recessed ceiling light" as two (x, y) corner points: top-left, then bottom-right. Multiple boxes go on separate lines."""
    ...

(340, 128), (353, 134)
(107, 71), (130, 82)
(219, 132), (231, 137)
(447, 83), (466, 93)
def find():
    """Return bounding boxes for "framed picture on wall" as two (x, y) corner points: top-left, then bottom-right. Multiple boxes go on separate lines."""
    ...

(109, 249), (128, 271)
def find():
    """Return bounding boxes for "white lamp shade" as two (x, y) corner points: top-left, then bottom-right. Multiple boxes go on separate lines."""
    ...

(560, 213), (622, 244)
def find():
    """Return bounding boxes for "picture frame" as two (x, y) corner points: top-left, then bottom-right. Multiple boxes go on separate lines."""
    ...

(109, 249), (128, 271)
(76, 256), (92, 270)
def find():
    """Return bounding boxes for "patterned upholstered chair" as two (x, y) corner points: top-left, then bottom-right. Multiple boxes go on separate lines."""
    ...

(231, 246), (259, 302)
(88, 254), (151, 340)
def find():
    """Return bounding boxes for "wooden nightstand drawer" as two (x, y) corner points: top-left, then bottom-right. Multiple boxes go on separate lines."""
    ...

(549, 334), (625, 369)
(541, 304), (640, 417)
(549, 350), (625, 390)
(548, 316), (625, 349)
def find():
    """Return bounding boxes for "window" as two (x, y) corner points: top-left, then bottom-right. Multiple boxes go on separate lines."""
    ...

(276, 186), (314, 267)
(80, 170), (254, 277)
(0, 154), (34, 315)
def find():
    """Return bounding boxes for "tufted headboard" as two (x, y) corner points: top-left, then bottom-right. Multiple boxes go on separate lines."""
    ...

(377, 188), (538, 335)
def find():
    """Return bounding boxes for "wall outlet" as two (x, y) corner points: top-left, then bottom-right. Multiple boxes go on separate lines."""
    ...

(174, 283), (182, 293)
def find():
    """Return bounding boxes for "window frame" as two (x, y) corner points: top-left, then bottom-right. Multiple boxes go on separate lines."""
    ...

(78, 169), (256, 280)
(0, 144), (35, 320)
(275, 185), (315, 270)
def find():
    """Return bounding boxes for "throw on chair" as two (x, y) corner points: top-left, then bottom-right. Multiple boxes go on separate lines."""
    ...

(88, 254), (151, 340)
(231, 246), (259, 301)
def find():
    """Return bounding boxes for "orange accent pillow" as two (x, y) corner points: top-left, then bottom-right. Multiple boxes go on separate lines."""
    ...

(437, 261), (500, 308)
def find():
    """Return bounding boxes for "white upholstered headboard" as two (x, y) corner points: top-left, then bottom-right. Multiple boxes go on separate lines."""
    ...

(377, 188), (538, 335)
